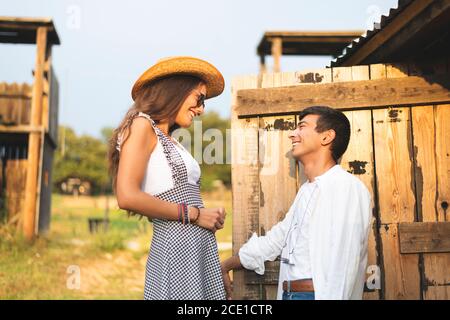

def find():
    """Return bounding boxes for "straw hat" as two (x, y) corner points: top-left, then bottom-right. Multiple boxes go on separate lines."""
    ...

(131, 56), (225, 101)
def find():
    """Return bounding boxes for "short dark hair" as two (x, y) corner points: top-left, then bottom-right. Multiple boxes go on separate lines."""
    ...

(298, 106), (350, 161)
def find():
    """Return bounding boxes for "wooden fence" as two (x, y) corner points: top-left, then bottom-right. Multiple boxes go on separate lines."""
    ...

(231, 59), (450, 300)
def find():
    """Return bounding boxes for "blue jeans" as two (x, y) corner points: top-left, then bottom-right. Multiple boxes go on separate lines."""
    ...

(282, 291), (315, 300)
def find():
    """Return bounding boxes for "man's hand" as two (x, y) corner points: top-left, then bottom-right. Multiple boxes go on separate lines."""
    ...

(220, 255), (243, 300)
(221, 268), (233, 300)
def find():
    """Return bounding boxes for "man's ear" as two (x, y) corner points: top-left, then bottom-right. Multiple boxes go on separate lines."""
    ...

(321, 129), (336, 146)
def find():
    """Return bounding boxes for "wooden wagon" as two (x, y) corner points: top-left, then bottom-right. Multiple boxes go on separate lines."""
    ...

(0, 17), (60, 239)
(231, 0), (450, 300)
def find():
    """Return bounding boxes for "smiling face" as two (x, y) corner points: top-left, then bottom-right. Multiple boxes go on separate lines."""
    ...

(174, 83), (207, 128)
(289, 114), (333, 161)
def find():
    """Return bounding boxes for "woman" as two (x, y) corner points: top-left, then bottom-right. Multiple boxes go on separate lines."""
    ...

(108, 56), (227, 300)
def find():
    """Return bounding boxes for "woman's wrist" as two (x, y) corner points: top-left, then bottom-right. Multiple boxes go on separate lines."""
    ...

(189, 206), (200, 224)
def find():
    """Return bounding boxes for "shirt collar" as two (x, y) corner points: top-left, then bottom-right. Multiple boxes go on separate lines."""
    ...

(312, 164), (340, 183)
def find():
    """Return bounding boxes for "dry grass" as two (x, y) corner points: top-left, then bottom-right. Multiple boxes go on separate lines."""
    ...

(0, 190), (232, 300)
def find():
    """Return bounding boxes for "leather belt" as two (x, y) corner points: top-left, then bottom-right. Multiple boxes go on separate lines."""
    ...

(282, 279), (314, 292)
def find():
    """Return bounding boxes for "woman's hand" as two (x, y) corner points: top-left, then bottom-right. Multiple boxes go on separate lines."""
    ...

(192, 207), (226, 233)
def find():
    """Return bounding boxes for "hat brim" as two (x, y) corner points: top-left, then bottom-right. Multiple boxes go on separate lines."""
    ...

(131, 56), (225, 101)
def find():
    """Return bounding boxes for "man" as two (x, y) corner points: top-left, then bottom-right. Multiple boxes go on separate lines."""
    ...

(221, 106), (372, 300)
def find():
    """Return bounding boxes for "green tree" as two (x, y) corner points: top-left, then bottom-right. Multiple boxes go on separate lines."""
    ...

(53, 126), (111, 194)
(179, 111), (231, 191)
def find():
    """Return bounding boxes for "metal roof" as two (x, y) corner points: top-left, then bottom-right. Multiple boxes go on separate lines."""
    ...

(330, 0), (414, 66)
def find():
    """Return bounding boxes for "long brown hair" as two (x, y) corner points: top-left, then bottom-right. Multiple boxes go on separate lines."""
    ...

(108, 75), (203, 194)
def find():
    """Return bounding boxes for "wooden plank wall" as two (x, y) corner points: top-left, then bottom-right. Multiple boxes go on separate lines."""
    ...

(231, 59), (450, 300)
(231, 75), (260, 299)
(409, 58), (450, 299)
(0, 83), (32, 126)
(372, 63), (421, 299)
(257, 73), (302, 299)
(5, 159), (28, 227)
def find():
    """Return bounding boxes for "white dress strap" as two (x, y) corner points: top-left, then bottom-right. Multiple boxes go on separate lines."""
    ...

(115, 112), (156, 152)
(136, 112), (156, 127)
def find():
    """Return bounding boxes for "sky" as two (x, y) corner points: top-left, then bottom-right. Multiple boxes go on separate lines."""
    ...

(1, 0), (398, 138)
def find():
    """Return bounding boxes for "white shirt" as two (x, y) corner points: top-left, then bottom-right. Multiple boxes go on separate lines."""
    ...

(280, 179), (319, 279)
(238, 165), (372, 300)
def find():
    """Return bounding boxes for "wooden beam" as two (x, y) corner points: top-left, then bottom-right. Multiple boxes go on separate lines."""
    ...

(264, 30), (364, 37)
(23, 26), (47, 241)
(235, 74), (450, 117)
(0, 125), (44, 133)
(399, 222), (450, 254)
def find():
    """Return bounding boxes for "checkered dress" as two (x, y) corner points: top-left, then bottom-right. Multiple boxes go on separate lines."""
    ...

(131, 113), (225, 300)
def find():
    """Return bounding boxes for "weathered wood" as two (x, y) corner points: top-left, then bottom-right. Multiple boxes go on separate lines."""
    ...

(42, 46), (51, 135)
(369, 64), (387, 80)
(385, 63), (409, 78)
(351, 65), (370, 80)
(368, 63), (389, 300)
(0, 125), (44, 133)
(294, 68), (332, 85)
(399, 222), (450, 253)
(0, 83), (31, 126)
(372, 108), (416, 224)
(232, 62), (450, 300)
(373, 105), (420, 299)
(245, 263), (280, 285)
(435, 105), (450, 224)
(5, 159), (28, 227)
(379, 223), (421, 299)
(231, 75), (261, 300)
(412, 104), (450, 299)
(235, 74), (450, 117)
(23, 26), (47, 240)
(332, 66), (353, 82)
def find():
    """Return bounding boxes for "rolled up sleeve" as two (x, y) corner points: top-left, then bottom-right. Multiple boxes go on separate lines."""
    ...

(238, 208), (295, 275)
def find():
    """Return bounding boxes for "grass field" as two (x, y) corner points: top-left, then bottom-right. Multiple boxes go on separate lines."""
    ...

(0, 190), (232, 299)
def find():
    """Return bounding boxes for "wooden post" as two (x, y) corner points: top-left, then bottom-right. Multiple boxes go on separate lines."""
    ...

(259, 54), (266, 75)
(23, 27), (47, 241)
(271, 37), (282, 73)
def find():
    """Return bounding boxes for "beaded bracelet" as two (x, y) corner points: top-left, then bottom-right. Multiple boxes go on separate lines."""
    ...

(177, 203), (183, 224)
(183, 203), (189, 225)
(178, 203), (200, 225)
